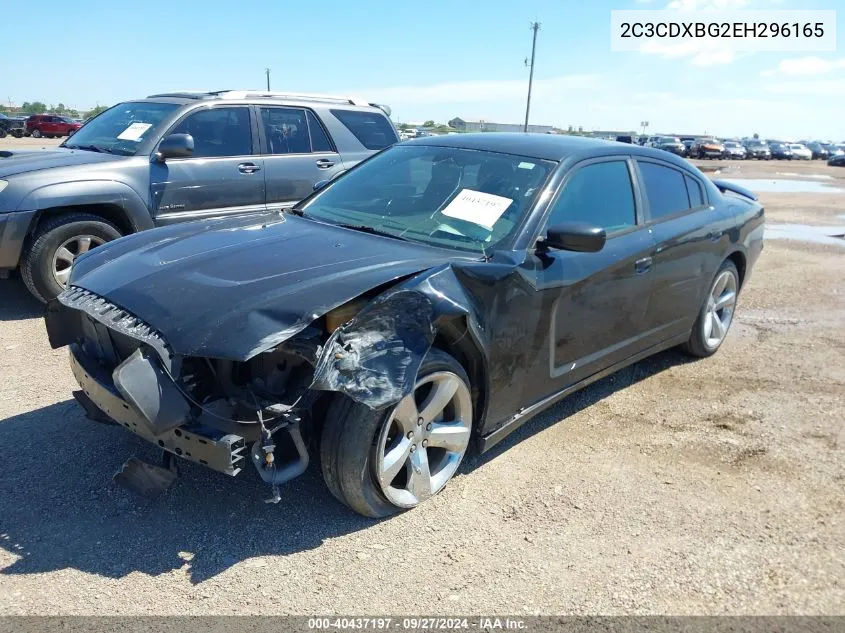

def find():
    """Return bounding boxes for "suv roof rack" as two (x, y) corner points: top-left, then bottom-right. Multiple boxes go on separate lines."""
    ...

(212, 90), (371, 106)
(146, 91), (220, 100)
(145, 90), (392, 116)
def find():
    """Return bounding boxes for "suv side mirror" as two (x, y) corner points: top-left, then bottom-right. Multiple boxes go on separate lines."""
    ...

(155, 133), (194, 161)
(543, 222), (606, 253)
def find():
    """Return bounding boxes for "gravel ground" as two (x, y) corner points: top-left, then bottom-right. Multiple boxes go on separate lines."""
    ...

(0, 157), (842, 615)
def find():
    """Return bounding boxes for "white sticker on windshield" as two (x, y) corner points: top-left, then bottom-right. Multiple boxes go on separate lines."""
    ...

(441, 189), (513, 231)
(518, 161), (535, 170)
(116, 122), (153, 141)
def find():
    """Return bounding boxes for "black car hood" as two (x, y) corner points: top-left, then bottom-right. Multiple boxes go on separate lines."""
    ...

(0, 148), (121, 178)
(67, 214), (466, 360)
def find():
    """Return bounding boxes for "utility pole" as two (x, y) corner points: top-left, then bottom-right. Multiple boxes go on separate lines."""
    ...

(265, 68), (271, 91)
(523, 21), (541, 133)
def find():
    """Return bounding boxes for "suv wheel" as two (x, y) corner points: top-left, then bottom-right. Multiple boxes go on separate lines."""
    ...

(320, 348), (473, 517)
(31, 129), (42, 138)
(21, 212), (122, 302)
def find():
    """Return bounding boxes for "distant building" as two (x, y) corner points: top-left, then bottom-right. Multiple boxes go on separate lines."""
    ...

(448, 117), (559, 134)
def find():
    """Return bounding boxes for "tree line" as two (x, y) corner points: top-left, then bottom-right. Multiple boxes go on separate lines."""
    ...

(0, 101), (110, 119)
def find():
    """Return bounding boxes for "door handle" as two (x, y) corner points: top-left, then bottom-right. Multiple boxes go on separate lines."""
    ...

(238, 162), (261, 174)
(316, 159), (335, 169)
(635, 256), (653, 274)
(708, 230), (722, 242)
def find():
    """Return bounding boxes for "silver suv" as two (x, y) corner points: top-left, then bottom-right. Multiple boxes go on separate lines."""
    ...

(0, 90), (398, 301)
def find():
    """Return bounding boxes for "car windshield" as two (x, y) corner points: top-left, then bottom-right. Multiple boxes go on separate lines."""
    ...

(300, 145), (556, 254)
(61, 101), (179, 155)
(660, 137), (679, 143)
(725, 142), (740, 148)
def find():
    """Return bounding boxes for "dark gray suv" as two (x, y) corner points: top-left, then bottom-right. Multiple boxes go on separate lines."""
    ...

(0, 90), (398, 301)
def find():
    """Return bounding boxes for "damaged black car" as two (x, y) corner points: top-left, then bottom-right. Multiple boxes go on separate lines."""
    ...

(46, 134), (764, 517)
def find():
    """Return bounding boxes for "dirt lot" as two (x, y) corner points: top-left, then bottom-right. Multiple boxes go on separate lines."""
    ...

(0, 154), (842, 615)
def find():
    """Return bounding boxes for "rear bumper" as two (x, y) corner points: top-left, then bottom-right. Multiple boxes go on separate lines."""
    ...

(0, 210), (36, 271)
(68, 343), (248, 476)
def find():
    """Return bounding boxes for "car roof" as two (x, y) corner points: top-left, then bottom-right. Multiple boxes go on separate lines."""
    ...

(406, 132), (694, 166)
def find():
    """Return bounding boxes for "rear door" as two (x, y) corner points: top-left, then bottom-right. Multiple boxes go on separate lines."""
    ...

(150, 105), (266, 225)
(257, 106), (345, 210)
(636, 159), (726, 344)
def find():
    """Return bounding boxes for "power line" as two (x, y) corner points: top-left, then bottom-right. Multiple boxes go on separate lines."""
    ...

(524, 22), (541, 133)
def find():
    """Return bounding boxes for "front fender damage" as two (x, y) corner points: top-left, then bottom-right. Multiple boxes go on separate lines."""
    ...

(309, 264), (478, 410)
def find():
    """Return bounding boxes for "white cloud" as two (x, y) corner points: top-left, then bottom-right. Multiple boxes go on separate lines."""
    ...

(761, 56), (845, 77)
(763, 80), (845, 96)
(359, 74), (600, 108)
(640, 39), (737, 66)
(666, 0), (749, 10)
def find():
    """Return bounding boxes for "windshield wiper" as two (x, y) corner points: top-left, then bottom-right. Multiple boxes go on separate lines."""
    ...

(335, 223), (411, 242)
(65, 145), (114, 154)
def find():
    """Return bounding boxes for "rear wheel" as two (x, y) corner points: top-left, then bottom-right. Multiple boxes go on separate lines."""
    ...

(320, 348), (473, 517)
(21, 212), (122, 302)
(682, 260), (739, 358)
(31, 129), (42, 138)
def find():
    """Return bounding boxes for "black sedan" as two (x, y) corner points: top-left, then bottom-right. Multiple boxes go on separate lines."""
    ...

(45, 134), (764, 517)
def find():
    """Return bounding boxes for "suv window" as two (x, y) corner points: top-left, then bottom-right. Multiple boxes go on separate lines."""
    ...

(547, 160), (636, 234)
(638, 162), (690, 220)
(307, 110), (334, 153)
(330, 109), (398, 150)
(171, 107), (252, 158)
(259, 107), (336, 154)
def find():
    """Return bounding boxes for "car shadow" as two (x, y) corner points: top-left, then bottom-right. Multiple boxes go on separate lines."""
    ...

(0, 278), (43, 321)
(0, 350), (692, 584)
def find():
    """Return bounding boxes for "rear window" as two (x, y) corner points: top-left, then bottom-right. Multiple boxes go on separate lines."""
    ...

(330, 109), (398, 150)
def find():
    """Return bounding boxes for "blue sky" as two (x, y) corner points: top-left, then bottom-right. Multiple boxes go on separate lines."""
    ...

(2, 0), (842, 139)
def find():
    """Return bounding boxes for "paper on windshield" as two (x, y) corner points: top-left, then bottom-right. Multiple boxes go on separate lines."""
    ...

(117, 122), (153, 141)
(441, 189), (513, 231)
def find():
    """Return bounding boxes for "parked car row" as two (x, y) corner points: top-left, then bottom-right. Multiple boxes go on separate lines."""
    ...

(619, 134), (843, 161)
(0, 113), (83, 138)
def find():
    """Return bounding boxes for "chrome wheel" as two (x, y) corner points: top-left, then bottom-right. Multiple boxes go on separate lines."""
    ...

(375, 371), (472, 508)
(703, 269), (737, 349)
(51, 235), (104, 287)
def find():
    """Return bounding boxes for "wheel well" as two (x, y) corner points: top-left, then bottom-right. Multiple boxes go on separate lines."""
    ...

(432, 318), (489, 432)
(31, 204), (135, 238)
(726, 251), (747, 288)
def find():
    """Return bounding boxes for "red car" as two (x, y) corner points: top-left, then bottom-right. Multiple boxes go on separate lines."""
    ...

(25, 114), (82, 138)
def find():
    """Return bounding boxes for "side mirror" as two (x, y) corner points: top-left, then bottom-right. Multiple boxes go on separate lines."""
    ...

(154, 133), (194, 161)
(543, 222), (606, 253)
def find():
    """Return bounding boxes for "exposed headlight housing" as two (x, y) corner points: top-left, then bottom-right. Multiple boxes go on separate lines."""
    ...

(0, 180), (8, 194)
(325, 299), (367, 333)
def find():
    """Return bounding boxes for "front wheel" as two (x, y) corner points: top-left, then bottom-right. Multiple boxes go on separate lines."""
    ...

(682, 260), (739, 358)
(21, 212), (122, 302)
(31, 129), (42, 138)
(320, 349), (473, 517)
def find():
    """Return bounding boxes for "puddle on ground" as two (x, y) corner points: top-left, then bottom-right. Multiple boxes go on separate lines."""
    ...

(775, 172), (833, 180)
(766, 224), (845, 247)
(725, 178), (844, 193)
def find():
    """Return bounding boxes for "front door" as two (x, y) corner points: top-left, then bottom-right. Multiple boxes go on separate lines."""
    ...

(150, 105), (266, 225)
(519, 158), (657, 407)
(257, 106), (345, 210)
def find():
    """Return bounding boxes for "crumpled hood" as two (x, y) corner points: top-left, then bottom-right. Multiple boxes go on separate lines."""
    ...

(0, 148), (121, 178)
(68, 213), (464, 360)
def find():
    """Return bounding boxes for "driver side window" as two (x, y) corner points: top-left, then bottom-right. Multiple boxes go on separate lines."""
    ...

(546, 160), (636, 234)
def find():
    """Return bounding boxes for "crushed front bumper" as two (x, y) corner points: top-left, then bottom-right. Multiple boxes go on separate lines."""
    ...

(69, 343), (248, 476)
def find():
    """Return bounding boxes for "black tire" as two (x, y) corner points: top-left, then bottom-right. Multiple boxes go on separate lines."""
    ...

(682, 259), (739, 358)
(11, 129), (23, 138)
(31, 129), (42, 138)
(0, 128), (6, 139)
(320, 348), (472, 518)
(21, 212), (122, 303)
